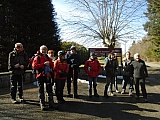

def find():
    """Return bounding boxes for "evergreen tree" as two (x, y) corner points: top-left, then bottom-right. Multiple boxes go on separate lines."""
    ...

(0, 0), (61, 71)
(143, 0), (160, 58)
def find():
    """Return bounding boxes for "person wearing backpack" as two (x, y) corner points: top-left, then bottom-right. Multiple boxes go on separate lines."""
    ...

(84, 52), (101, 97)
(8, 43), (29, 104)
(103, 52), (116, 97)
(54, 51), (69, 104)
(32, 45), (56, 110)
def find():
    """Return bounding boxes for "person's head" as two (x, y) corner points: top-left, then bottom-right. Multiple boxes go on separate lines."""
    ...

(70, 46), (76, 54)
(108, 52), (114, 59)
(48, 50), (55, 57)
(126, 51), (131, 59)
(90, 52), (96, 60)
(40, 45), (48, 55)
(134, 53), (140, 61)
(58, 50), (65, 60)
(15, 43), (23, 52)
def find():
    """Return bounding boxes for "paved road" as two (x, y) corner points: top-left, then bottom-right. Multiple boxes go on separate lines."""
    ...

(0, 62), (160, 120)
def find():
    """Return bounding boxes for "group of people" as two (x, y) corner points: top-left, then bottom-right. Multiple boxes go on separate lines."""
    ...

(102, 51), (148, 102)
(8, 43), (81, 110)
(8, 42), (149, 111)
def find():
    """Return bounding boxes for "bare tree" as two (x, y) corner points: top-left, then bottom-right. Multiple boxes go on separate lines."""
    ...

(57, 0), (147, 48)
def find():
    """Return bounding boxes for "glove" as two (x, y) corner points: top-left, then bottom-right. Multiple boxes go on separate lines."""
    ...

(71, 64), (77, 68)
(59, 71), (67, 78)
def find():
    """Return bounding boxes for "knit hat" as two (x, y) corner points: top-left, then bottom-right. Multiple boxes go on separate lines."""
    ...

(70, 46), (76, 51)
(58, 50), (65, 57)
(90, 52), (96, 56)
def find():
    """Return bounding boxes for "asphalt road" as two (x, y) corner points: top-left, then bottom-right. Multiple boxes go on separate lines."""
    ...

(0, 62), (160, 120)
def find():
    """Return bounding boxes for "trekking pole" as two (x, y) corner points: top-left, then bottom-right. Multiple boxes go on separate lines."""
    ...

(21, 73), (24, 107)
(72, 66), (75, 98)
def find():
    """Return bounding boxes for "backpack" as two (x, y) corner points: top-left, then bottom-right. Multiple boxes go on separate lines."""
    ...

(29, 55), (40, 74)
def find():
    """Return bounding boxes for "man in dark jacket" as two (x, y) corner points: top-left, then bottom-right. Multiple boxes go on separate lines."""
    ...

(131, 53), (148, 102)
(121, 51), (134, 96)
(67, 46), (81, 98)
(8, 43), (29, 103)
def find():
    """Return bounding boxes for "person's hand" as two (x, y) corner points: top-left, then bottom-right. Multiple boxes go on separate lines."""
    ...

(44, 61), (50, 66)
(20, 65), (24, 69)
(71, 64), (76, 68)
(14, 63), (20, 68)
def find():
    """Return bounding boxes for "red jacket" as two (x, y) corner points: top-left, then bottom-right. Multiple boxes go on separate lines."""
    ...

(84, 59), (101, 77)
(32, 55), (53, 79)
(54, 59), (69, 80)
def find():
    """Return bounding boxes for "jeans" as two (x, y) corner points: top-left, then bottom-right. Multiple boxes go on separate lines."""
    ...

(122, 75), (134, 92)
(88, 77), (97, 89)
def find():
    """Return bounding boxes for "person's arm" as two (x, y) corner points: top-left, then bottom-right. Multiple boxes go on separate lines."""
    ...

(84, 60), (90, 75)
(143, 61), (148, 77)
(32, 56), (44, 70)
(97, 61), (102, 74)
(8, 52), (15, 71)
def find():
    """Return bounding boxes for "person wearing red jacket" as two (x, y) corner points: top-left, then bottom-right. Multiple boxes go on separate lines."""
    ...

(54, 51), (69, 104)
(32, 45), (56, 110)
(84, 52), (101, 97)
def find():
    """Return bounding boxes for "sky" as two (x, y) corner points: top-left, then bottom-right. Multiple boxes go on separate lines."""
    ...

(52, 0), (148, 54)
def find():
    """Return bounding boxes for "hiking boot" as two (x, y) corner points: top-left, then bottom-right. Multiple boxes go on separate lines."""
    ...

(135, 95), (139, 99)
(129, 92), (133, 96)
(116, 90), (120, 93)
(94, 89), (99, 97)
(109, 92), (115, 96)
(11, 98), (17, 104)
(121, 90), (125, 94)
(49, 103), (58, 110)
(144, 98), (148, 102)
(94, 93), (99, 97)
(40, 104), (45, 111)
(67, 94), (72, 97)
(73, 94), (79, 98)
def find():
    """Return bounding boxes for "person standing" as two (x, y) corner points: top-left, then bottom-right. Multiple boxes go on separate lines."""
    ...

(103, 52), (115, 97)
(48, 50), (56, 90)
(121, 51), (134, 96)
(67, 46), (81, 98)
(112, 53), (119, 93)
(54, 51), (69, 104)
(32, 45), (56, 110)
(131, 53), (148, 102)
(8, 43), (29, 103)
(84, 52), (101, 97)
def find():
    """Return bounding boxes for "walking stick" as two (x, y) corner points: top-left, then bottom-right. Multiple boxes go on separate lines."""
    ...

(21, 73), (24, 106)
(72, 66), (75, 98)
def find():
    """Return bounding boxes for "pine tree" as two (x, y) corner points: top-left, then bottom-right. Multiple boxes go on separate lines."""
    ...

(143, 0), (160, 58)
(0, 0), (61, 71)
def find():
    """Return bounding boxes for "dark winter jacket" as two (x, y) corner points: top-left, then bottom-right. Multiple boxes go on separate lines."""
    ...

(67, 53), (81, 71)
(122, 57), (134, 77)
(8, 49), (29, 75)
(104, 58), (115, 77)
(131, 59), (148, 78)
